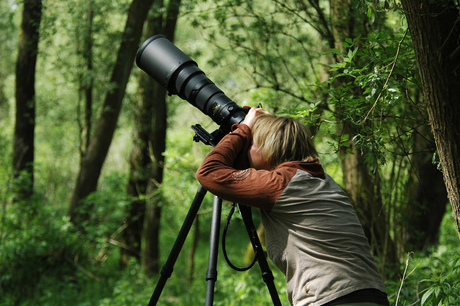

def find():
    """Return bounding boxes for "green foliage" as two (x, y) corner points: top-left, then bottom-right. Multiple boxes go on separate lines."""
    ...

(386, 208), (460, 305)
(0, 0), (18, 82)
(187, 0), (325, 108)
(97, 260), (152, 306)
(418, 210), (460, 306)
(1, 170), (137, 306)
(76, 170), (131, 250)
(321, 27), (420, 161)
(0, 193), (82, 304)
(210, 263), (288, 306)
(0, 130), (12, 200)
(420, 258), (460, 305)
(2, 0), (460, 305)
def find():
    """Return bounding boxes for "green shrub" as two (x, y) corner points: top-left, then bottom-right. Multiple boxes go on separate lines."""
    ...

(388, 207), (460, 305)
(421, 258), (460, 305)
(0, 196), (83, 304)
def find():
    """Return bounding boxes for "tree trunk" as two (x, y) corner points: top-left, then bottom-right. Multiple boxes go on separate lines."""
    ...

(121, 0), (182, 271)
(401, 0), (460, 240)
(79, 0), (94, 162)
(121, 29), (162, 266)
(121, 65), (153, 265)
(405, 122), (448, 251)
(142, 0), (182, 274)
(68, 0), (154, 224)
(13, 0), (42, 201)
(339, 124), (397, 265)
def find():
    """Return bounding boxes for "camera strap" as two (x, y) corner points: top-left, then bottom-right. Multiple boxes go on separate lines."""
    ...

(222, 203), (258, 272)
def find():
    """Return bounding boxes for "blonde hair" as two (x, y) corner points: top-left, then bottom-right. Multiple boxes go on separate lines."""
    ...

(252, 113), (319, 168)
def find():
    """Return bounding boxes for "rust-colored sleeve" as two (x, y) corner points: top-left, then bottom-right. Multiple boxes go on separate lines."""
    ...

(196, 124), (296, 210)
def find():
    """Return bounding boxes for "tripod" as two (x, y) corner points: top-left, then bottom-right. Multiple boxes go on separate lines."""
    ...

(148, 126), (281, 306)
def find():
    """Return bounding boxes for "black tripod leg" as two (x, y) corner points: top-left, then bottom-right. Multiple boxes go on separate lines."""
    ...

(238, 204), (282, 306)
(205, 195), (222, 306)
(148, 185), (207, 306)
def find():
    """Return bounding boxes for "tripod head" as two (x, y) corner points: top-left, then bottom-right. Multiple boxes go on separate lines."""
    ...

(191, 124), (227, 147)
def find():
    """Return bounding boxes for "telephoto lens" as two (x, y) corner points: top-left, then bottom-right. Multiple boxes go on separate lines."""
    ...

(136, 34), (247, 131)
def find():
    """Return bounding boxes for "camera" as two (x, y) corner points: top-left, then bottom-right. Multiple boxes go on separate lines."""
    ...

(136, 35), (247, 134)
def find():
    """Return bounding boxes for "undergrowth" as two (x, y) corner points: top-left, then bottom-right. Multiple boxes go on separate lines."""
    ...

(386, 205), (460, 305)
(1, 171), (459, 305)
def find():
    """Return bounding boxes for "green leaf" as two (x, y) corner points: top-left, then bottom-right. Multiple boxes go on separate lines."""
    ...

(367, 7), (375, 24)
(421, 287), (435, 305)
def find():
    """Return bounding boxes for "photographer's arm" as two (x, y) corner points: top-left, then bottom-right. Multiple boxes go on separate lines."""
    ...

(196, 124), (290, 210)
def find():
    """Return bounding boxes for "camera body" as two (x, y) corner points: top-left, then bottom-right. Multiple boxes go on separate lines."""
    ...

(136, 35), (247, 133)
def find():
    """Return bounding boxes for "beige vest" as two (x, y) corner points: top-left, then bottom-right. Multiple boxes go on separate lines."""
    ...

(260, 171), (387, 305)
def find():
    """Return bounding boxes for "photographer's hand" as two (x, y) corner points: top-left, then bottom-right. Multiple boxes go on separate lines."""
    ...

(242, 107), (268, 130)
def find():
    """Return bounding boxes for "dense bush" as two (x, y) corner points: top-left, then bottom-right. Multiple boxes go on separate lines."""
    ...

(1, 170), (459, 305)
(385, 206), (460, 305)
(0, 195), (81, 304)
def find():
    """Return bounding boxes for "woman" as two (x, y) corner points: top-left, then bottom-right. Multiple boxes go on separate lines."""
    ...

(196, 108), (389, 305)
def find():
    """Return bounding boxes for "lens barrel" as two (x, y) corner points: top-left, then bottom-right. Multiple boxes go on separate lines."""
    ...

(136, 35), (247, 131)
